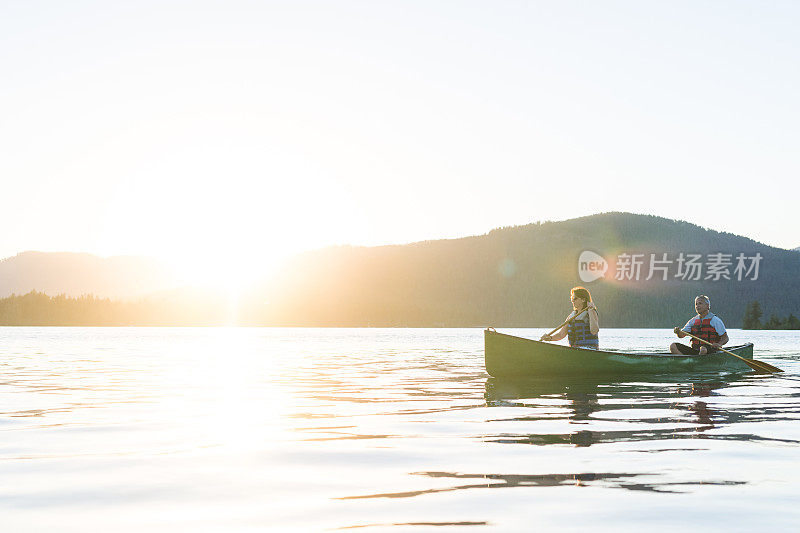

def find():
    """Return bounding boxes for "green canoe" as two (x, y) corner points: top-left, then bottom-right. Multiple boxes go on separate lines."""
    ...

(484, 329), (755, 378)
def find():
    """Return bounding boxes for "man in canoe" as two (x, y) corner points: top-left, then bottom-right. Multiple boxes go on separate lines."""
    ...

(670, 295), (729, 355)
(539, 286), (599, 349)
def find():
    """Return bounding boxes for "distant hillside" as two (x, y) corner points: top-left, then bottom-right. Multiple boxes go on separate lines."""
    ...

(0, 252), (176, 300)
(252, 212), (800, 328)
(3, 213), (799, 327)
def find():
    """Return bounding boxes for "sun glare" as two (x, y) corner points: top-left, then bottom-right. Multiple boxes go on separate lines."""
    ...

(165, 250), (284, 294)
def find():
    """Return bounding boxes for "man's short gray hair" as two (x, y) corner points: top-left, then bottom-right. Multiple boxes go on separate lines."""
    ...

(695, 295), (711, 307)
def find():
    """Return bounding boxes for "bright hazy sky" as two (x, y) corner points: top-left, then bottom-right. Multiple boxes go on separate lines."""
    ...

(3, 1), (799, 283)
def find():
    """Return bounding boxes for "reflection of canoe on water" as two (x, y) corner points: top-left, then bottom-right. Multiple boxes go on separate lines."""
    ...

(485, 329), (755, 378)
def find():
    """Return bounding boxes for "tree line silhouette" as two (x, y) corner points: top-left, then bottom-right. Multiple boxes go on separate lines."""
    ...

(0, 290), (232, 326)
(742, 301), (800, 330)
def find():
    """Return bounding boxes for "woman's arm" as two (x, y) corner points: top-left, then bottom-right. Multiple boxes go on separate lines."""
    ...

(587, 303), (599, 335)
(541, 312), (574, 341)
(548, 321), (570, 341)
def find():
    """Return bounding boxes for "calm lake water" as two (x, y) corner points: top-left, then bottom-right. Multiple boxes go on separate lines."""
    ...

(0, 327), (798, 531)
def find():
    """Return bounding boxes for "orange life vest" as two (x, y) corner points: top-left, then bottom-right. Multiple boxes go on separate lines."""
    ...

(690, 317), (720, 349)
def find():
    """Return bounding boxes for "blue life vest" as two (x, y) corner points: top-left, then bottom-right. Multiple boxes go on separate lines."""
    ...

(567, 311), (599, 349)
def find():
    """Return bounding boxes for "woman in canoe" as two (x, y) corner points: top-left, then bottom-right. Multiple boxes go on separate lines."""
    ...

(539, 286), (599, 349)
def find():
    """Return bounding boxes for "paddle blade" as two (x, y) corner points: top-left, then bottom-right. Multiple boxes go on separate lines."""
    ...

(745, 358), (784, 374)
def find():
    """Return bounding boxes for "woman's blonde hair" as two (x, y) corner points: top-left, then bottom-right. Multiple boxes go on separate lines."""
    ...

(571, 286), (593, 302)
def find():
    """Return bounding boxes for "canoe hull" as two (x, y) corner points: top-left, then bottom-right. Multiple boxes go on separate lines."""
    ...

(484, 329), (755, 378)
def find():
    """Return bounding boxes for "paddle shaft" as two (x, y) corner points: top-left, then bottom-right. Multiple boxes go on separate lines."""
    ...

(679, 330), (783, 373)
(543, 306), (597, 338)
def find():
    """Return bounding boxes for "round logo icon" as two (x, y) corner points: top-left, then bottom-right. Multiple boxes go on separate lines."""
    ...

(578, 251), (608, 283)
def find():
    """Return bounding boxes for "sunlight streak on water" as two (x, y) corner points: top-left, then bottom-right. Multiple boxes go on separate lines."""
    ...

(0, 327), (798, 531)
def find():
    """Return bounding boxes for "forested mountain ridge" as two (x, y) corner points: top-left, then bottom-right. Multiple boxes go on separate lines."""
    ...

(2, 213), (798, 327)
(255, 212), (800, 328)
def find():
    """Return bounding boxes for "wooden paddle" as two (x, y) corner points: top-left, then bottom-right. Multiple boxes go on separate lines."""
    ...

(679, 330), (783, 373)
(540, 306), (597, 341)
